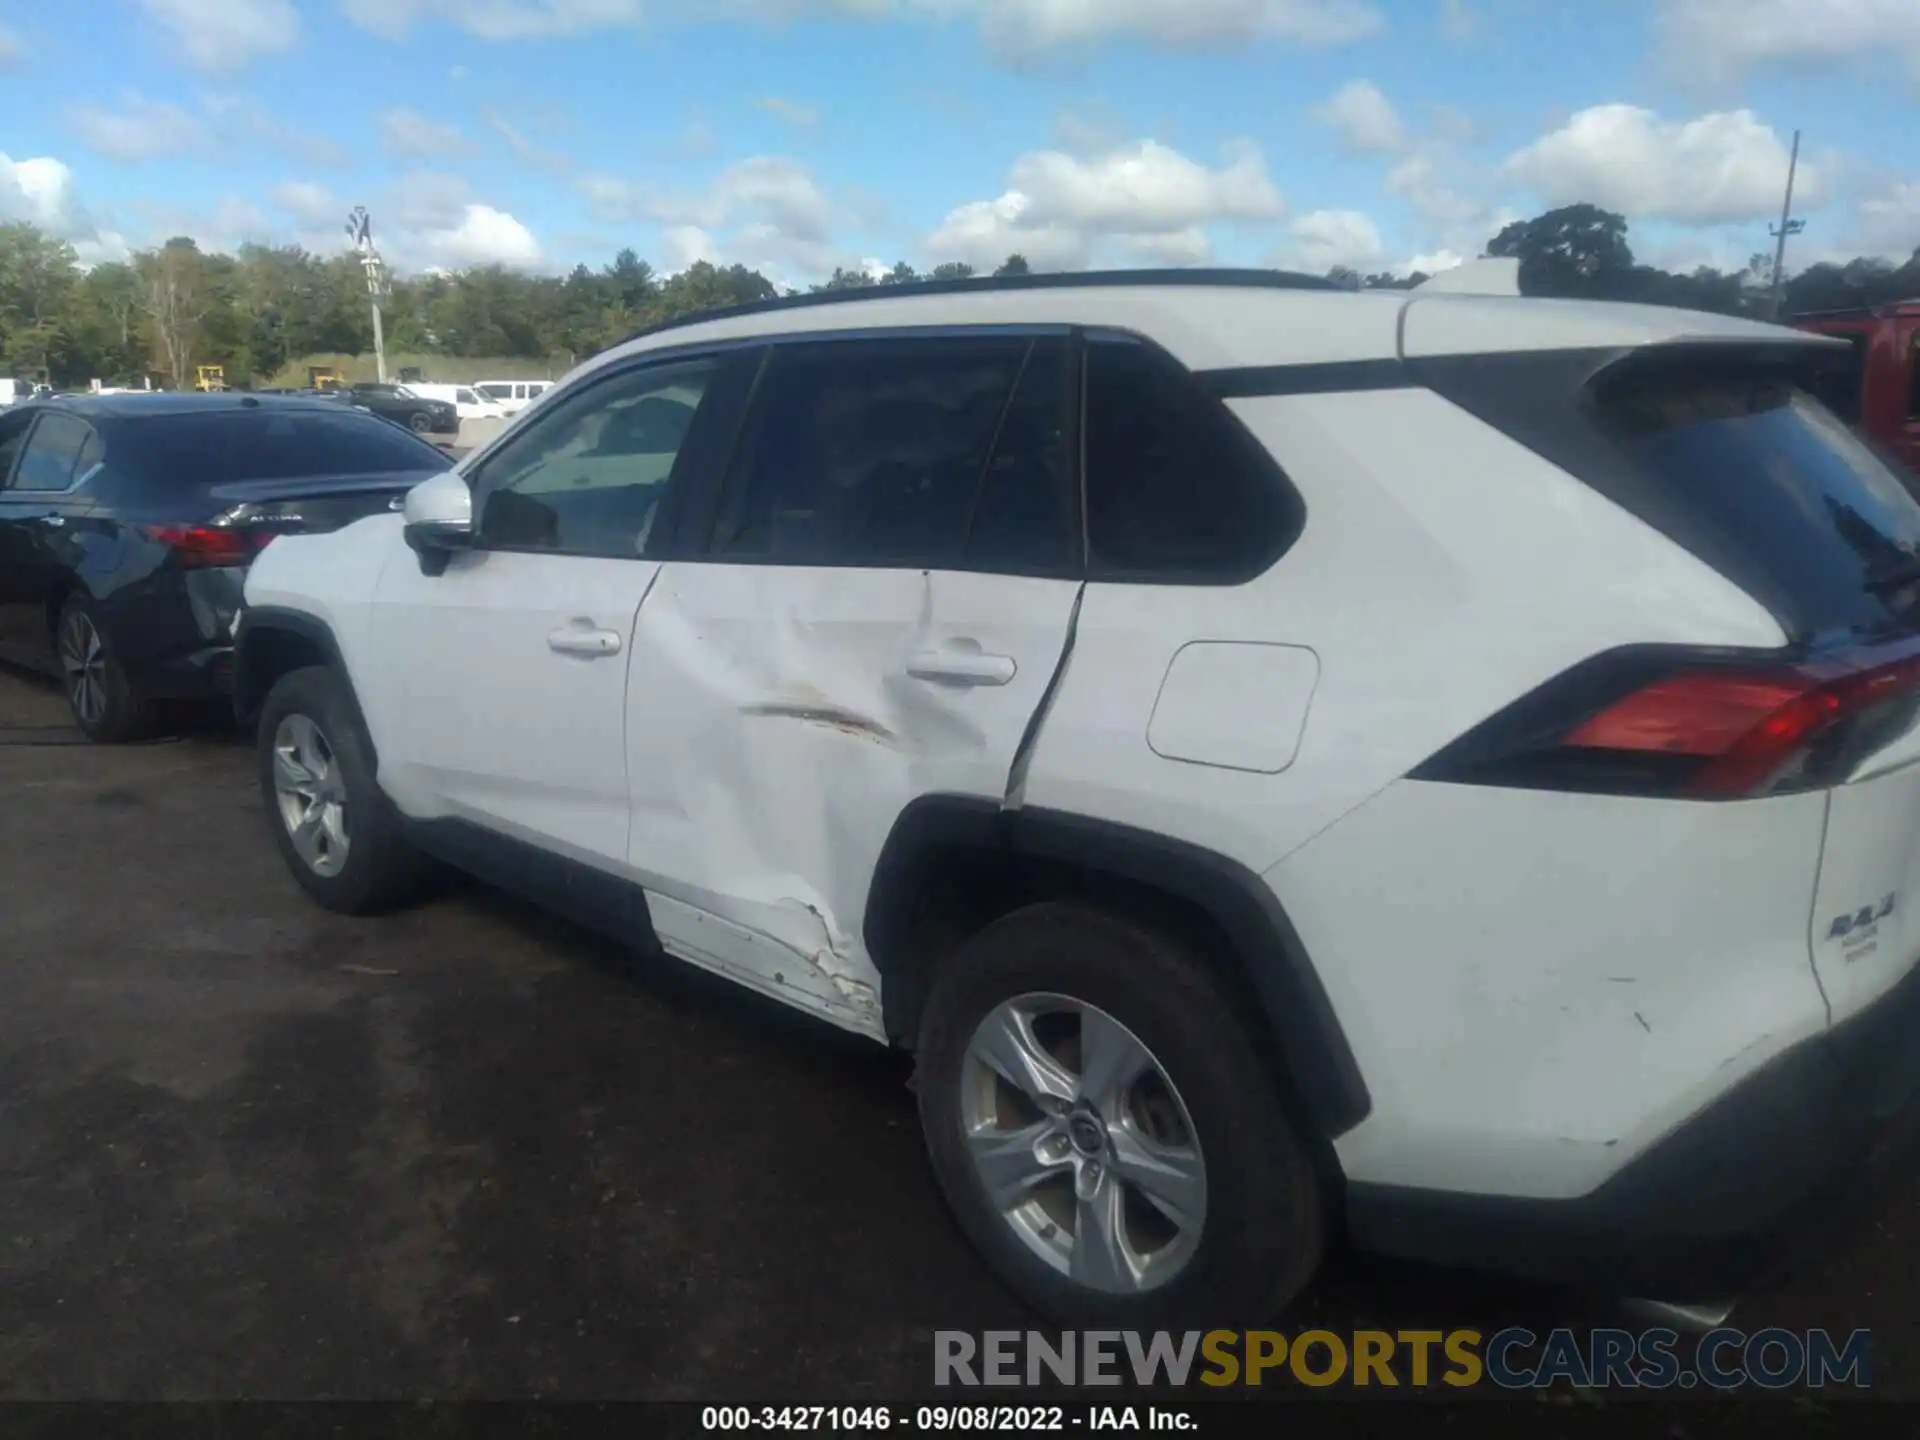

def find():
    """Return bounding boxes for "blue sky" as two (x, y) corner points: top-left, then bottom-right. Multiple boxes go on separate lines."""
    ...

(0, 0), (1915, 284)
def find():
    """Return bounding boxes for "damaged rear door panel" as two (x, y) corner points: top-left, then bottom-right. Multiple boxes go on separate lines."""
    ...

(621, 330), (1084, 1038)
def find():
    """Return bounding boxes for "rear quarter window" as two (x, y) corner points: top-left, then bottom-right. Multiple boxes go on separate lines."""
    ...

(1421, 346), (1920, 645)
(118, 407), (451, 486)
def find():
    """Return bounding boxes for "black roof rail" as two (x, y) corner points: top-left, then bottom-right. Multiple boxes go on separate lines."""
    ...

(615, 266), (1343, 348)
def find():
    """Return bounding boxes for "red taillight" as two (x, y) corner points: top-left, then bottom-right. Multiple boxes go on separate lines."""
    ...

(1417, 643), (1920, 800)
(141, 524), (267, 568)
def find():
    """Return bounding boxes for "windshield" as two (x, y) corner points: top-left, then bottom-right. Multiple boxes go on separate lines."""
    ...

(121, 407), (451, 484)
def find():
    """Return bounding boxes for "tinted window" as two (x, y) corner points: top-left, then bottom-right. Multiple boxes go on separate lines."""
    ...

(1594, 369), (1920, 640)
(1083, 335), (1297, 579)
(712, 336), (1037, 567)
(963, 338), (1078, 573)
(456, 388), (481, 405)
(122, 407), (449, 485)
(0, 412), (33, 485)
(477, 384), (511, 401)
(1909, 334), (1919, 420)
(1804, 333), (1867, 423)
(474, 358), (720, 558)
(14, 413), (91, 491)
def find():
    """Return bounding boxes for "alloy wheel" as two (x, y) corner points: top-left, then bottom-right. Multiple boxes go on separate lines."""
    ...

(959, 994), (1208, 1295)
(58, 610), (107, 729)
(272, 713), (350, 877)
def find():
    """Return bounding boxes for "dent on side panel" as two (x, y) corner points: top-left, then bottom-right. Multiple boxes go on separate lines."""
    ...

(624, 567), (1015, 1031)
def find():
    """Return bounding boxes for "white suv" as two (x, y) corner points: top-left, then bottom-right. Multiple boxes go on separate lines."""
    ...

(235, 267), (1920, 1325)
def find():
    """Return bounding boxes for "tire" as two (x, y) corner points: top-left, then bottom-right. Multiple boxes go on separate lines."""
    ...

(916, 902), (1325, 1327)
(257, 665), (434, 914)
(407, 410), (432, 434)
(55, 593), (156, 743)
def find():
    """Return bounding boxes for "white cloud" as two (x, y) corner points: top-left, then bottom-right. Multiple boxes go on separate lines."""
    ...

(1655, 0), (1920, 86)
(1503, 105), (1826, 226)
(926, 137), (1283, 271)
(69, 95), (212, 162)
(139, 0), (299, 72)
(1287, 208), (1385, 271)
(0, 153), (130, 264)
(481, 107), (572, 169)
(1124, 228), (1212, 265)
(662, 225), (723, 270)
(1398, 248), (1463, 277)
(197, 91), (351, 167)
(1844, 179), (1920, 261)
(379, 108), (472, 157)
(584, 156), (852, 278)
(344, 0), (1382, 54)
(340, 0), (647, 40)
(1313, 79), (1405, 153)
(269, 180), (339, 228)
(920, 0), (1383, 56)
(0, 23), (23, 69)
(409, 204), (542, 269)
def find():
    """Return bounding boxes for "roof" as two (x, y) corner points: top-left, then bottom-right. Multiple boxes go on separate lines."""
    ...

(28, 392), (347, 420)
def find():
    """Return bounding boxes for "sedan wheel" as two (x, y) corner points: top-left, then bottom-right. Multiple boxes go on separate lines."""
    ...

(57, 609), (108, 729)
(272, 713), (350, 878)
(959, 993), (1207, 1295)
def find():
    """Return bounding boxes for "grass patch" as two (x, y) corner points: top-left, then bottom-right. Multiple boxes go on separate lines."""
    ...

(266, 354), (566, 388)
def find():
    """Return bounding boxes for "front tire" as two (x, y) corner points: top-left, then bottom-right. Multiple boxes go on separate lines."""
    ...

(56, 593), (155, 743)
(916, 902), (1325, 1326)
(257, 665), (433, 914)
(407, 410), (433, 434)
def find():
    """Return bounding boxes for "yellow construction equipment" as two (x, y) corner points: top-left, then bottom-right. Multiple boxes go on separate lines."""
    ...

(307, 365), (346, 391)
(195, 365), (227, 392)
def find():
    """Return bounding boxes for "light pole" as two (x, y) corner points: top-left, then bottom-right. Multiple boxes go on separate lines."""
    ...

(346, 205), (389, 384)
(1767, 129), (1805, 320)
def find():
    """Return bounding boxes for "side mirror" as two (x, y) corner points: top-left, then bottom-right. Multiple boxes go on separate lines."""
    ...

(402, 470), (473, 576)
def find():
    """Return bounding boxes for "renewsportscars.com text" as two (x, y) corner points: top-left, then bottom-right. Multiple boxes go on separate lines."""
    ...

(934, 1328), (1872, 1391)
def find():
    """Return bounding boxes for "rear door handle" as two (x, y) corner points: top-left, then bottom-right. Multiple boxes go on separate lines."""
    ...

(907, 648), (1017, 687)
(38, 514), (64, 528)
(547, 626), (623, 658)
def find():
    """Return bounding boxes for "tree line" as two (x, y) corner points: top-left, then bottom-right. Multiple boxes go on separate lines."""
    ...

(0, 205), (1913, 391)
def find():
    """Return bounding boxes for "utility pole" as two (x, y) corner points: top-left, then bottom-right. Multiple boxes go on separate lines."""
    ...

(1767, 129), (1805, 320)
(346, 205), (389, 383)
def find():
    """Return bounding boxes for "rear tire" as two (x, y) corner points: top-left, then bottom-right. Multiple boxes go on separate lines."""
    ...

(56, 593), (156, 744)
(407, 410), (432, 434)
(258, 665), (434, 914)
(916, 902), (1325, 1326)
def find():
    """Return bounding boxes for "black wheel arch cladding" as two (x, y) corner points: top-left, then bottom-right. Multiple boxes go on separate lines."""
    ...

(864, 794), (1372, 1140)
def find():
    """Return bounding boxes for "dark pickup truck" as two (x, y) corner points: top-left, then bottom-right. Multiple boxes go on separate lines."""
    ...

(1791, 299), (1920, 480)
(347, 383), (459, 438)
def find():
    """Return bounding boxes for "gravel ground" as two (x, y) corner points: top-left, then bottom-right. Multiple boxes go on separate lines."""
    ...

(1, 661), (1916, 1411)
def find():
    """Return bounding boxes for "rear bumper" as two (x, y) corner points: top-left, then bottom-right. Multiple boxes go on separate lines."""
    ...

(1345, 952), (1920, 1296)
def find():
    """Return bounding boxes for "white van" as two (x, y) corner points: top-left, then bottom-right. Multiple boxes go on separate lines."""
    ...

(404, 383), (510, 421)
(471, 379), (553, 415)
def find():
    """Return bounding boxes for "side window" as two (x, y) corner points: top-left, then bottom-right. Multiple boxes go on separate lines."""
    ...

(0, 412), (32, 486)
(1083, 334), (1301, 581)
(711, 335), (1039, 568)
(471, 358), (722, 559)
(1806, 334), (1867, 424)
(1908, 333), (1919, 421)
(13, 413), (92, 492)
(963, 338), (1079, 574)
(477, 383), (509, 402)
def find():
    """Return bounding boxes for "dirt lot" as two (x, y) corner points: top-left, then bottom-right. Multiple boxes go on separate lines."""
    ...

(2, 661), (1918, 1404)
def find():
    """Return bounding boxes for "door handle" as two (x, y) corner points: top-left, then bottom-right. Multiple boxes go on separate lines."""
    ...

(38, 514), (64, 528)
(907, 648), (1017, 686)
(547, 626), (623, 658)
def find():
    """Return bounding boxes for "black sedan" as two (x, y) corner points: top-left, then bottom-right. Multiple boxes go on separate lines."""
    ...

(0, 393), (451, 741)
(347, 383), (459, 436)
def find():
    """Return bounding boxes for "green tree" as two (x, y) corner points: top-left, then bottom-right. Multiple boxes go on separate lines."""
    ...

(994, 253), (1031, 277)
(928, 262), (977, 281)
(1486, 204), (1634, 298)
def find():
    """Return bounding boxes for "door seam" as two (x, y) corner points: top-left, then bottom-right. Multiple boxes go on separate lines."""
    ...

(1003, 581), (1085, 811)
